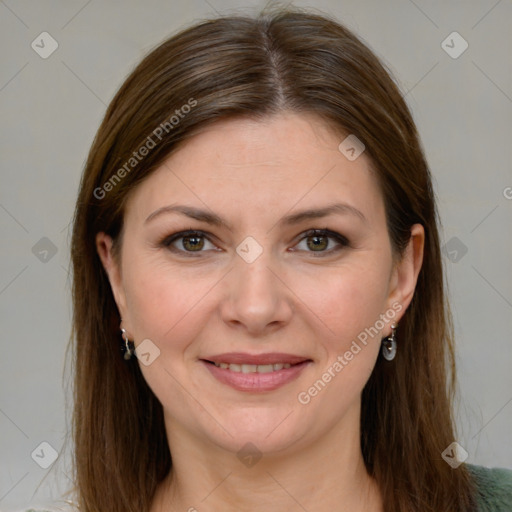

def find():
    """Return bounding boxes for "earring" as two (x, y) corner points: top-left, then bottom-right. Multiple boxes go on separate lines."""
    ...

(121, 328), (135, 360)
(381, 323), (397, 361)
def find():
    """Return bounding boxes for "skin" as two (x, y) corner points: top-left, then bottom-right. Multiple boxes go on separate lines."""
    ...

(96, 112), (424, 512)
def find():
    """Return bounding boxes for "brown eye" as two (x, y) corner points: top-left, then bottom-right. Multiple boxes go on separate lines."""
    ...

(294, 229), (349, 256)
(306, 233), (329, 251)
(181, 233), (205, 251)
(161, 230), (216, 256)
(160, 228), (349, 258)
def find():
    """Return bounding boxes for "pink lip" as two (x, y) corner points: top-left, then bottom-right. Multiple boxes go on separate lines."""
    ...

(200, 353), (312, 392)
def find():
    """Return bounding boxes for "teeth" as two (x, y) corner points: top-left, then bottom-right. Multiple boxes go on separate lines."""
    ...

(241, 364), (257, 374)
(257, 364), (274, 373)
(213, 362), (293, 372)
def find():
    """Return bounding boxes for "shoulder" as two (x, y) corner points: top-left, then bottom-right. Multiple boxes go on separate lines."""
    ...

(466, 464), (512, 511)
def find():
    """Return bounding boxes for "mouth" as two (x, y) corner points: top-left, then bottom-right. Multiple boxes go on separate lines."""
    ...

(209, 361), (293, 373)
(200, 353), (312, 392)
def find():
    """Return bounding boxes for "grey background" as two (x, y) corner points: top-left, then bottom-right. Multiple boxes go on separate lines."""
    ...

(1, 0), (511, 510)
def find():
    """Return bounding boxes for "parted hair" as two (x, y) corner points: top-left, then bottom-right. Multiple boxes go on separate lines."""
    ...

(69, 6), (477, 512)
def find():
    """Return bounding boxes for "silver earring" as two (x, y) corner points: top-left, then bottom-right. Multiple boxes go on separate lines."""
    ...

(121, 328), (135, 360)
(381, 323), (397, 361)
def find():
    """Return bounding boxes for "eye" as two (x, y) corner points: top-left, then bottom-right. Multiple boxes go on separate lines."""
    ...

(293, 229), (349, 256)
(160, 230), (218, 256)
(159, 228), (349, 257)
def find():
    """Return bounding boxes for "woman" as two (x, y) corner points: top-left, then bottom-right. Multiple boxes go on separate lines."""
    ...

(33, 6), (512, 512)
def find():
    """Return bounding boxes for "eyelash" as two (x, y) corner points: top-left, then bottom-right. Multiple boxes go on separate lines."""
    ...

(159, 228), (350, 258)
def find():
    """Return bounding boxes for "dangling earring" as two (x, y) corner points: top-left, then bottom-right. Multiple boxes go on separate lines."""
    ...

(381, 323), (397, 361)
(121, 328), (135, 360)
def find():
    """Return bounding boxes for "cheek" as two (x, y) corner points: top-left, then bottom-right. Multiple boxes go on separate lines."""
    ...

(294, 257), (391, 348)
(297, 267), (389, 407)
(123, 255), (208, 346)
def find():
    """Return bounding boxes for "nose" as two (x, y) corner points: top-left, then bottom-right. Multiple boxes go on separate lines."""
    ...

(220, 247), (293, 336)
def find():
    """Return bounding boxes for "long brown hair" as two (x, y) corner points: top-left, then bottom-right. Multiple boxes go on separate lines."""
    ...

(70, 6), (477, 511)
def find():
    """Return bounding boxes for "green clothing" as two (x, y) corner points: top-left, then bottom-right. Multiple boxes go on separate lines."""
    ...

(24, 463), (512, 511)
(468, 464), (512, 511)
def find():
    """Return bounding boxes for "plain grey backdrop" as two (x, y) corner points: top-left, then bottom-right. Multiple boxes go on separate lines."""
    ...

(1, 0), (511, 510)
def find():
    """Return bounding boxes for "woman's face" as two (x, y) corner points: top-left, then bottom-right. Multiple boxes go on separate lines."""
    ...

(97, 112), (423, 456)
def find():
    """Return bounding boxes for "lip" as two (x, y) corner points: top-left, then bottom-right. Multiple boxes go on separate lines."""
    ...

(200, 353), (312, 392)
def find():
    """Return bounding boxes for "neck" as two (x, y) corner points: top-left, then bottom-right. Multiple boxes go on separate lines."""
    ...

(152, 402), (383, 512)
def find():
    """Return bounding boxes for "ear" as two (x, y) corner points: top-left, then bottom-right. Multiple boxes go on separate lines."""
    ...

(95, 232), (130, 324)
(385, 223), (425, 330)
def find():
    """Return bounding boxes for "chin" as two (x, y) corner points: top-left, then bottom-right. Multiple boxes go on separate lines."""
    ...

(202, 406), (310, 455)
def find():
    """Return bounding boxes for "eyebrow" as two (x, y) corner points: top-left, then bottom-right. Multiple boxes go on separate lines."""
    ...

(144, 202), (368, 230)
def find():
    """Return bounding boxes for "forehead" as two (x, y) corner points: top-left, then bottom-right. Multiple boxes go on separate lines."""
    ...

(124, 112), (385, 229)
